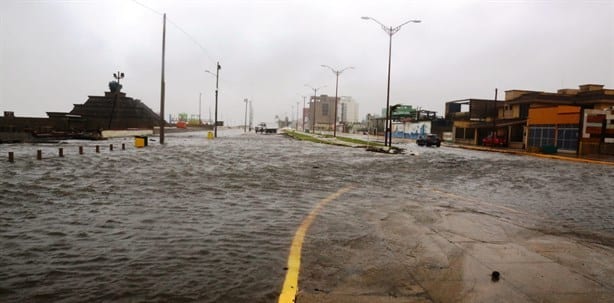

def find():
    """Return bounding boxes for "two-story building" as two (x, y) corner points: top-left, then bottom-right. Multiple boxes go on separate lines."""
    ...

(445, 98), (501, 146)
(445, 84), (614, 156)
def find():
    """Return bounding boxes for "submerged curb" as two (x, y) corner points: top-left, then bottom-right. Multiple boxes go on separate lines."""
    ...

(447, 144), (614, 166)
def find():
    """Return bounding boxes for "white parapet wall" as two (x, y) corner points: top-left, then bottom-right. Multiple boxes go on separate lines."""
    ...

(102, 129), (154, 138)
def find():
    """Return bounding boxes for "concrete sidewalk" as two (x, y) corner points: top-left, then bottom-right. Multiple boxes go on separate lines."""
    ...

(447, 143), (614, 165)
(297, 191), (614, 303)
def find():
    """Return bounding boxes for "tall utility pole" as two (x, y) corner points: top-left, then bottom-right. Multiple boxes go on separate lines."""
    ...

(296, 101), (299, 130)
(301, 96), (306, 131)
(249, 100), (253, 131)
(305, 85), (326, 133)
(108, 70), (124, 130)
(206, 64), (221, 137)
(492, 88), (498, 148)
(214, 62), (220, 138)
(159, 13), (166, 145)
(243, 98), (248, 132)
(199, 92), (202, 125)
(321, 65), (354, 137)
(362, 16), (420, 148)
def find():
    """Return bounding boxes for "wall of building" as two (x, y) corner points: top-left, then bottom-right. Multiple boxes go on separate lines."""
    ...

(500, 104), (522, 119)
(581, 108), (614, 155)
(505, 90), (537, 100)
(528, 106), (580, 125)
(525, 106), (581, 152)
(392, 121), (431, 139)
(452, 120), (477, 145)
(309, 95), (336, 130)
(340, 97), (359, 123)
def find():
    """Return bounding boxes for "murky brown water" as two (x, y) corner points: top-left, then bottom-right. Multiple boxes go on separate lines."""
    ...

(1, 130), (612, 302)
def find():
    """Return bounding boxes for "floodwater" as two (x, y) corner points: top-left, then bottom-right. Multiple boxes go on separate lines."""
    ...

(1, 130), (612, 302)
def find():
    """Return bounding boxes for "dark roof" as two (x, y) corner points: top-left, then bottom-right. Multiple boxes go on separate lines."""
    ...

(505, 90), (614, 106)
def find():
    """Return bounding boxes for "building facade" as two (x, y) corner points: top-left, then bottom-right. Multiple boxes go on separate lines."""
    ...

(339, 96), (359, 123)
(307, 95), (336, 131)
(446, 84), (614, 155)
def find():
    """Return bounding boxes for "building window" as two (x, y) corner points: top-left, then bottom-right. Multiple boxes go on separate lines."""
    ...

(466, 128), (475, 139)
(455, 128), (465, 139)
(322, 103), (329, 116)
(528, 125), (556, 147)
(510, 125), (523, 142)
(557, 124), (578, 151)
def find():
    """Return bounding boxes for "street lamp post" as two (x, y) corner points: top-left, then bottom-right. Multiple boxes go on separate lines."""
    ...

(296, 101), (299, 130)
(321, 65), (354, 137)
(108, 71), (125, 130)
(361, 16), (420, 148)
(160, 13), (166, 145)
(205, 62), (221, 138)
(305, 84), (326, 133)
(301, 96), (307, 131)
(244, 98), (248, 132)
(199, 92), (202, 125)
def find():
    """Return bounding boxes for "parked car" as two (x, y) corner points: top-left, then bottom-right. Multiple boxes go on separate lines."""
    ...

(416, 134), (441, 147)
(482, 134), (507, 146)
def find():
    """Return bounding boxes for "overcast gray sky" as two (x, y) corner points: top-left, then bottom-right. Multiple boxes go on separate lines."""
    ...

(1, 0), (613, 125)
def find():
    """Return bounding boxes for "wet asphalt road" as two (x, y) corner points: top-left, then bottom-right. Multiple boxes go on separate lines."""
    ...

(1, 130), (612, 302)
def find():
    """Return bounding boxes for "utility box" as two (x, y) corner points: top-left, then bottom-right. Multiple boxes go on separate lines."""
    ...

(542, 145), (558, 154)
(134, 136), (148, 148)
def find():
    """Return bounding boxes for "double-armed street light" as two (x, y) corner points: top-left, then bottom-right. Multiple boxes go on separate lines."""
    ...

(108, 71), (125, 129)
(361, 16), (420, 148)
(296, 94), (307, 131)
(304, 84), (326, 133)
(205, 62), (221, 138)
(320, 65), (354, 137)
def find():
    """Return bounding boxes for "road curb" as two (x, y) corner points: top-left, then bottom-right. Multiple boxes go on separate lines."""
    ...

(446, 144), (614, 166)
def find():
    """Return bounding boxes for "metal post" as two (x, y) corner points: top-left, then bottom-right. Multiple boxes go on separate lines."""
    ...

(9, 151), (14, 163)
(362, 16), (421, 147)
(321, 65), (353, 137)
(108, 88), (118, 130)
(79, 146), (83, 154)
(59, 148), (64, 157)
(305, 85), (325, 133)
(296, 101), (300, 130)
(577, 107), (585, 156)
(37, 150), (42, 160)
(302, 96), (306, 131)
(312, 92), (317, 133)
(122, 143), (125, 150)
(108, 70), (124, 130)
(214, 62), (220, 138)
(244, 98), (248, 132)
(96, 145), (100, 153)
(110, 144), (114, 151)
(385, 28), (393, 147)
(159, 13), (166, 145)
(333, 73), (339, 137)
(492, 88), (498, 148)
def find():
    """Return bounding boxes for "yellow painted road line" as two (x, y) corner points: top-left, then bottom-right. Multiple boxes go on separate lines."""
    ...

(278, 186), (353, 303)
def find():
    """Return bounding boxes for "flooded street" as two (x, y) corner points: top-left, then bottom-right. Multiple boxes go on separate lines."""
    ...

(1, 131), (612, 302)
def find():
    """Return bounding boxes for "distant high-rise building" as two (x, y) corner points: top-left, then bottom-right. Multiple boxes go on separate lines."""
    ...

(339, 96), (359, 123)
(307, 94), (336, 131)
(307, 95), (360, 131)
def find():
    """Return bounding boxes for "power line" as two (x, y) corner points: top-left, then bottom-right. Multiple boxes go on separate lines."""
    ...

(130, 0), (216, 63)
